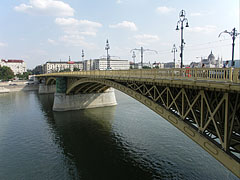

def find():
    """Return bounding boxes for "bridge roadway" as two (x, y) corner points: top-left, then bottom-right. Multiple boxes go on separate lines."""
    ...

(37, 68), (240, 178)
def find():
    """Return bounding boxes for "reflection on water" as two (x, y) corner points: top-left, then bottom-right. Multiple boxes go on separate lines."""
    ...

(0, 91), (238, 180)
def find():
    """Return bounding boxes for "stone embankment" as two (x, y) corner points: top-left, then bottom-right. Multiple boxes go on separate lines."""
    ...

(0, 81), (39, 93)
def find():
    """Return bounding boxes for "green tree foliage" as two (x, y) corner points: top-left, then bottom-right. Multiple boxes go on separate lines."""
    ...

(59, 68), (71, 72)
(0, 66), (14, 81)
(142, 66), (151, 69)
(73, 67), (80, 71)
(16, 71), (32, 80)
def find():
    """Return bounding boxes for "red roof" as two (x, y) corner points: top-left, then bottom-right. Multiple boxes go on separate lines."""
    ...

(7, 59), (24, 63)
(67, 61), (75, 64)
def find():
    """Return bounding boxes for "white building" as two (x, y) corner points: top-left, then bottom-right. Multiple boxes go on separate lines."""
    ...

(164, 62), (180, 68)
(43, 61), (83, 74)
(200, 51), (223, 68)
(90, 58), (129, 70)
(0, 59), (26, 75)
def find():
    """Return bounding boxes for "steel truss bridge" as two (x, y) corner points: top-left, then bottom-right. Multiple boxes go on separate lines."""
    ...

(38, 68), (240, 177)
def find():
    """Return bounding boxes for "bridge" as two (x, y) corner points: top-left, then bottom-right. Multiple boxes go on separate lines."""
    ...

(37, 68), (240, 178)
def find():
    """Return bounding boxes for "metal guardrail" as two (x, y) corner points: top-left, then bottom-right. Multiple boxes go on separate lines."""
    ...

(37, 68), (240, 84)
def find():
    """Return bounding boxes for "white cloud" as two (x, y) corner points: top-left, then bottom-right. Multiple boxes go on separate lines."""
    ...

(190, 12), (203, 17)
(55, 18), (102, 47)
(187, 25), (217, 33)
(47, 38), (57, 45)
(156, 6), (175, 14)
(14, 0), (74, 17)
(116, 0), (123, 4)
(59, 34), (97, 48)
(0, 42), (8, 47)
(109, 21), (138, 31)
(134, 34), (159, 45)
(55, 18), (102, 36)
(55, 18), (102, 28)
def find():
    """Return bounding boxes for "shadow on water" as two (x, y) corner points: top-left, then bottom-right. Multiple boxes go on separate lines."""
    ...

(36, 94), (168, 180)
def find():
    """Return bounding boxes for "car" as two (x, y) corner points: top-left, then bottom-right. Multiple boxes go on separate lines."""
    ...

(9, 83), (17, 86)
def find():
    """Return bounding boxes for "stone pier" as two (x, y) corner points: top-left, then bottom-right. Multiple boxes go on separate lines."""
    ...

(52, 77), (117, 111)
(38, 84), (56, 94)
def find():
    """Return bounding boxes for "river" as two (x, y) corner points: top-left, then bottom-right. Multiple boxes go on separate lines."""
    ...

(0, 90), (238, 180)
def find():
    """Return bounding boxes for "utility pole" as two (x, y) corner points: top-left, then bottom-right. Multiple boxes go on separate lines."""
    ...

(219, 27), (240, 66)
(105, 39), (110, 69)
(171, 44), (177, 65)
(130, 47), (158, 68)
(176, 10), (189, 68)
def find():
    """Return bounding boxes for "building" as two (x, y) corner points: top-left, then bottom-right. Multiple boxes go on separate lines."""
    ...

(32, 65), (44, 75)
(164, 62), (180, 68)
(0, 59), (26, 75)
(190, 62), (200, 68)
(83, 59), (94, 71)
(200, 51), (223, 68)
(90, 58), (129, 70)
(43, 61), (83, 74)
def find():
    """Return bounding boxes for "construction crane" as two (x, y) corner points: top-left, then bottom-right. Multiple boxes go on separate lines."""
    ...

(130, 47), (158, 68)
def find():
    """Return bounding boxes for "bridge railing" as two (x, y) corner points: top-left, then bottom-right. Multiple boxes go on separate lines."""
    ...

(39, 68), (240, 83)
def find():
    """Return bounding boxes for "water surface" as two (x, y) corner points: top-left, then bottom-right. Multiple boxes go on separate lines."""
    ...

(0, 91), (237, 180)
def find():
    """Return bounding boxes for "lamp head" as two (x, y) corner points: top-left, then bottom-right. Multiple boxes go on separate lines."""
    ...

(186, 22), (189, 27)
(176, 25), (179, 30)
(179, 10), (186, 21)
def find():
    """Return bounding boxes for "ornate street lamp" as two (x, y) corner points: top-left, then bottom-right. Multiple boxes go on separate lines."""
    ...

(132, 51), (136, 64)
(171, 44), (177, 65)
(82, 49), (84, 61)
(105, 39), (110, 69)
(176, 10), (189, 68)
(219, 27), (240, 66)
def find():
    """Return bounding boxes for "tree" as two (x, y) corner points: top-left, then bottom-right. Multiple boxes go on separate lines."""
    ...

(73, 67), (80, 71)
(59, 68), (71, 72)
(16, 71), (32, 80)
(142, 66), (151, 69)
(0, 66), (14, 81)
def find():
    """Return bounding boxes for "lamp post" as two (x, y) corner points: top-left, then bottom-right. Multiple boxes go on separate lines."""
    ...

(171, 44), (177, 65)
(219, 27), (240, 66)
(176, 10), (189, 68)
(82, 49), (84, 61)
(132, 51), (136, 64)
(105, 39), (110, 69)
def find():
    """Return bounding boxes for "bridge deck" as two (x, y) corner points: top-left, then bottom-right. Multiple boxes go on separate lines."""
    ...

(37, 68), (240, 92)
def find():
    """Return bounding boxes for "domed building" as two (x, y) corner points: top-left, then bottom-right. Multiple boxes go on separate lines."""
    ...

(200, 51), (223, 68)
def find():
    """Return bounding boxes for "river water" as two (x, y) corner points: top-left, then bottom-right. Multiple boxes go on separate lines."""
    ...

(0, 90), (238, 180)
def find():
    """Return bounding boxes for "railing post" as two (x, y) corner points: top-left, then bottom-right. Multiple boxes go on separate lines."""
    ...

(232, 68), (238, 83)
(229, 68), (233, 82)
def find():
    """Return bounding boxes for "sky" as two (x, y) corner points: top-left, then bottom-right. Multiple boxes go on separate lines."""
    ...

(0, 0), (239, 69)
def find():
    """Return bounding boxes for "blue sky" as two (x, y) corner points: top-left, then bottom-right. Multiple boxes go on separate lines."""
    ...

(0, 0), (239, 68)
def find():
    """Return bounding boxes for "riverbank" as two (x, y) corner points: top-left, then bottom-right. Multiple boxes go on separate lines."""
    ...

(0, 84), (39, 93)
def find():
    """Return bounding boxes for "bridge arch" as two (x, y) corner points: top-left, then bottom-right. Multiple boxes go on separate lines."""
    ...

(65, 77), (240, 177)
(46, 77), (56, 85)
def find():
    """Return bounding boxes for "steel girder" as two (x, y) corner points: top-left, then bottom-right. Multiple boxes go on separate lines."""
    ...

(66, 78), (240, 177)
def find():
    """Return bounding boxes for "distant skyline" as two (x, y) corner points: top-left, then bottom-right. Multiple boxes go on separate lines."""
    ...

(0, 0), (239, 68)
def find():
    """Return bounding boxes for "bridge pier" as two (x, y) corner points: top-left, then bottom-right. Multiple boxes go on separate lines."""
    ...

(38, 84), (56, 94)
(52, 77), (117, 111)
(53, 88), (117, 111)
